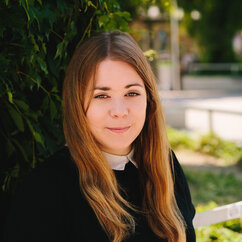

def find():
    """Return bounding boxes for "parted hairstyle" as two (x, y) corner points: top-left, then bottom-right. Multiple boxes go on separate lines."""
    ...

(62, 31), (186, 242)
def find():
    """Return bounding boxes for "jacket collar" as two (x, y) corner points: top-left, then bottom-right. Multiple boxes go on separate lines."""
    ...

(103, 149), (137, 170)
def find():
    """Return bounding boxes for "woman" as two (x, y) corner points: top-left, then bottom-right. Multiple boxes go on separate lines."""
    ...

(5, 31), (195, 242)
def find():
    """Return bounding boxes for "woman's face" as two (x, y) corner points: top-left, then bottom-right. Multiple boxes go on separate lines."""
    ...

(85, 59), (147, 155)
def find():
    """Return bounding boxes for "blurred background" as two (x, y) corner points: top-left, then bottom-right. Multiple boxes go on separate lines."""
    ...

(1, 0), (242, 241)
(129, 1), (242, 241)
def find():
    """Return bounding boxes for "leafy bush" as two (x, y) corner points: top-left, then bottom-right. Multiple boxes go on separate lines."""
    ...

(167, 127), (242, 165)
(184, 169), (242, 205)
(198, 133), (242, 165)
(167, 127), (198, 150)
(196, 223), (242, 242)
(0, 0), (131, 194)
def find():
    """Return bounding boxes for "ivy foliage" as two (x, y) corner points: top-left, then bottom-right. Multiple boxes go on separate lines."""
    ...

(0, 0), (131, 195)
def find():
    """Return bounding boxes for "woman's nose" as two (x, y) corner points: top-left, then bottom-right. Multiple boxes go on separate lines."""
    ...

(109, 99), (128, 118)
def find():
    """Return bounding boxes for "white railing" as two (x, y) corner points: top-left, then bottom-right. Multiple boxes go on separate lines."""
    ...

(188, 63), (242, 73)
(185, 106), (242, 134)
(193, 201), (242, 228)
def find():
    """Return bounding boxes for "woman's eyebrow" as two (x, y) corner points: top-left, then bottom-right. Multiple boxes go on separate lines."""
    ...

(94, 83), (144, 91)
(94, 87), (110, 91)
(125, 83), (144, 89)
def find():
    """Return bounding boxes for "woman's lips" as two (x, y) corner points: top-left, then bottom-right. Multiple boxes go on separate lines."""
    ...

(107, 126), (130, 133)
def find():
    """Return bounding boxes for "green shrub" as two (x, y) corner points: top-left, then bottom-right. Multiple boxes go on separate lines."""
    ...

(0, 0), (131, 195)
(167, 127), (198, 150)
(184, 169), (242, 205)
(196, 223), (242, 242)
(167, 127), (242, 165)
(198, 133), (242, 165)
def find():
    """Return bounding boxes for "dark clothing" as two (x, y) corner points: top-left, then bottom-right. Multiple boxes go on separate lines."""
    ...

(4, 147), (196, 242)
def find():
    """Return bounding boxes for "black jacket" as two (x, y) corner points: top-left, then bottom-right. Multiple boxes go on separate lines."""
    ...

(4, 147), (196, 242)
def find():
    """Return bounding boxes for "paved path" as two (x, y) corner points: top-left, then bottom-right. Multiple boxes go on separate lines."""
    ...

(175, 149), (242, 180)
(159, 90), (242, 143)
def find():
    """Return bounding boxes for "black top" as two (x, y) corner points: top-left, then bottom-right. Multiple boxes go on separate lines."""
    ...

(4, 147), (196, 242)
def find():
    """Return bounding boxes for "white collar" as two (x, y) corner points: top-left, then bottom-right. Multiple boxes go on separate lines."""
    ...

(103, 149), (137, 170)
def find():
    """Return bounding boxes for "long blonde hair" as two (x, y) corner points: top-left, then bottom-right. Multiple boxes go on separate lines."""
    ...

(63, 31), (186, 242)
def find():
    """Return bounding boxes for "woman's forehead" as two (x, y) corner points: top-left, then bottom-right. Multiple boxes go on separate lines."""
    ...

(93, 59), (144, 88)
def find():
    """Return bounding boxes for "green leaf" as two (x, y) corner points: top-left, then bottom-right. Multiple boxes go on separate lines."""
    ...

(28, 5), (40, 28)
(26, 120), (45, 147)
(104, 18), (117, 31)
(88, 1), (97, 9)
(2, 175), (10, 192)
(51, 86), (58, 93)
(31, 35), (40, 52)
(57, 0), (67, 14)
(15, 99), (29, 111)
(115, 11), (132, 21)
(11, 163), (20, 178)
(42, 43), (47, 54)
(26, 111), (38, 122)
(21, 3), (30, 22)
(47, 57), (59, 78)
(11, 138), (28, 161)
(55, 42), (64, 59)
(50, 99), (57, 121)
(114, 15), (129, 31)
(41, 95), (49, 112)
(40, 5), (56, 28)
(35, 75), (42, 89)
(34, 131), (45, 147)
(104, 1), (109, 13)
(0, 26), (5, 38)
(8, 105), (24, 132)
(26, 119), (34, 133)
(35, 56), (48, 74)
(7, 140), (15, 157)
(96, 10), (102, 14)
(98, 15), (109, 27)
(8, 91), (13, 104)
(53, 94), (62, 102)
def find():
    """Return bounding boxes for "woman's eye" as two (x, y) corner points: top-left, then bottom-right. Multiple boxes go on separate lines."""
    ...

(126, 92), (140, 97)
(94, 94), (108, 99)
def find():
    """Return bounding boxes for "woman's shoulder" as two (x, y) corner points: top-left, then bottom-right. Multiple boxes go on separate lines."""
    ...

(36, 145), (75, 172)
(170, 150), (191, 194)
(170, 150), (188, 185)
(16, 146), (79, 200)
(6, 146), (81, 222)
(170, 150), (196, 241)
(171, 150), (196, 212)
(30, 146), (76, 178)
(4, 147), (85, 242)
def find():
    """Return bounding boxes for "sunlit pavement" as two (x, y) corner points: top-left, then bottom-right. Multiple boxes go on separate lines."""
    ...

(159, 89), (242, 143)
